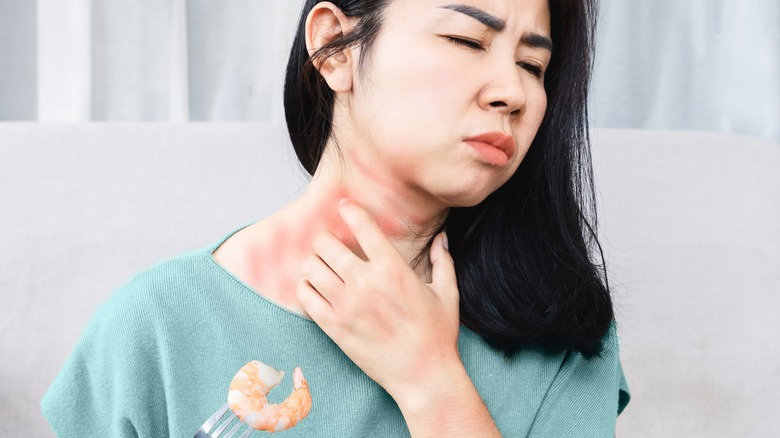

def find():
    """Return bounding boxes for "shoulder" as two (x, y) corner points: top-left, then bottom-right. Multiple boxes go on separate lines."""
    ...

(554, 321), (627, 394)
(526, 320), (631, 437)
(568, 320), (631, 415)
(58, 245), (215, 370)
(122, 247), (208, 295)
(105, 247), (211, 318)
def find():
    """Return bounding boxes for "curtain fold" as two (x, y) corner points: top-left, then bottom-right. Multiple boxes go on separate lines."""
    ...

(37, 0), (92, 121)
(169, 0), (189, 122)
(24, 0), (303, 123)
(0, 0), (37, 120)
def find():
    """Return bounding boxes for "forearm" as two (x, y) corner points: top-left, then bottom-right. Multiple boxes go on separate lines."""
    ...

(395, 362), (503, 438)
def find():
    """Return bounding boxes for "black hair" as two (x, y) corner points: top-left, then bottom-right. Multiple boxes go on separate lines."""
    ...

(284, 0), (614, 360)
(284, 0), (389, 173)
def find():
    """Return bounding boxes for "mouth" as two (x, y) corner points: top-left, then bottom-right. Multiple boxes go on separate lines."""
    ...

(463, 132), (517, 167)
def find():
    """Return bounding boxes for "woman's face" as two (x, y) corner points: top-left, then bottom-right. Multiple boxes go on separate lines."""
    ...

(335, 0), (552, 208)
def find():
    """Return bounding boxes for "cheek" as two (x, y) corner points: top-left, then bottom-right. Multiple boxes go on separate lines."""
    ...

(504, 87), (547, 179)
(529, 87), (548, 125)
(516, 87), (547, 146)
(409, 57), (468, 105)
(364, 44), (470, 140)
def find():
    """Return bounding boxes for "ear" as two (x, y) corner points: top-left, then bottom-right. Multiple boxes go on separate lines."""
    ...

(305, 2), (356, 93)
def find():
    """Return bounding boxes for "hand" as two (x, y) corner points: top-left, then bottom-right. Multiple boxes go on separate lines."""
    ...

(296, 199), (462, 400)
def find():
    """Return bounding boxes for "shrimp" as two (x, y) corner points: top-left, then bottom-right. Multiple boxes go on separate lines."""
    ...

(227, 360), (312, 432)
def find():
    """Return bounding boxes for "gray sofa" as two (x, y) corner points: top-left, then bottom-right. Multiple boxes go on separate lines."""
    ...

(1, 123), (778, 436)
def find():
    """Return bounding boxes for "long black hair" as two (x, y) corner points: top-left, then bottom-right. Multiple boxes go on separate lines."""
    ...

(284, 0), (614, 360)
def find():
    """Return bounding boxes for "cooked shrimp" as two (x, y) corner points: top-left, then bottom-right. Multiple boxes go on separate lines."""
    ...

(228, 360), (312, 432)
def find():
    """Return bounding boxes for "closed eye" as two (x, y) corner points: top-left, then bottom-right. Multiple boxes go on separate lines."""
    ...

(445, 36), (484, 51)
(446, 36), (545, 79)
(518, 62), (544, 78)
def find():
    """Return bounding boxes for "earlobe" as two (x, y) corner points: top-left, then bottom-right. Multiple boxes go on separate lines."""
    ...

(305, 3), (355, 93)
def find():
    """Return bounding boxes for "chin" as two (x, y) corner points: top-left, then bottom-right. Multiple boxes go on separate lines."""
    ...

(444, 174), (512, 207)
(439, 188), (494, 208)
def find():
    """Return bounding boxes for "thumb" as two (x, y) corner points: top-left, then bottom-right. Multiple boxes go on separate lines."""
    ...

(429, 231), (457, 292)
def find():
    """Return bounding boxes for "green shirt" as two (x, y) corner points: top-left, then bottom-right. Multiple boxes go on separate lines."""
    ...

(42, 224), (630, 437)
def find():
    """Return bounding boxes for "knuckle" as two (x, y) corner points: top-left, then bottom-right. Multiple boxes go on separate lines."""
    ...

(349, 272), (369, 291)
(375, 262), (403, 283)
(312, 234), (329, 253)
(301, 255), (316, 275)
(296, 280), (311, 303)
(347, 214), (368, 232)
(336, 252), (354, 272)
(346, 206), (370, 227)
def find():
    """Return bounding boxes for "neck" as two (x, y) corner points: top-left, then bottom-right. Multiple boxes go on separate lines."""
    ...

(282, 145), (449, 279)
(221, 145), (451, 317)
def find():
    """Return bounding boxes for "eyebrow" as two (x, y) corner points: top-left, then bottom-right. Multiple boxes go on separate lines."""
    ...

(439, 4), (553, 52)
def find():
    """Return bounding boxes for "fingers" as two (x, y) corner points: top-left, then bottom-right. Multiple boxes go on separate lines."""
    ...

(429, 231), (458, 291)
(299, 232), (354, 323)
(337, 198), (397, 262)
(312, 230), (360, 280)
(301, 254), (345, 304)
(296, 278), (333, 323)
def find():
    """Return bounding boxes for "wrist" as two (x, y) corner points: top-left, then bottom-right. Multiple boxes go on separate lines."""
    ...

(382, 342), (461, 404)
(393, 357), (470, 418)
(394, 361), (502, 437)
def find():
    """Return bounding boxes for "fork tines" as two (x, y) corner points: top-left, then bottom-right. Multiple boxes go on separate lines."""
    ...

(195, 403), (254, 438)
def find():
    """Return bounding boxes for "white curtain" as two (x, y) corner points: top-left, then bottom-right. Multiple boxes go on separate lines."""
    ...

(0, 0), (778, 142)
(19, 0), (303, 122)
(591, 0), (780, 143)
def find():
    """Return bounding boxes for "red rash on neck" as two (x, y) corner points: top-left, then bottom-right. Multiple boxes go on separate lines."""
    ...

(232, 147), (446, 314)
(345, 148), (436, 239)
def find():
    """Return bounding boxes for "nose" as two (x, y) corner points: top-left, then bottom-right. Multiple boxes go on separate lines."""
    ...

(478, 60), (528, 117)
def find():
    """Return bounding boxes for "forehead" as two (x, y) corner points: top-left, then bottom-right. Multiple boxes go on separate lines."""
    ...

(387, 0), (551, 36)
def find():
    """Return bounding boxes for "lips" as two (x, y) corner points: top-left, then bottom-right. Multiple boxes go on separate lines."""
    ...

(463, 131), (517, 166)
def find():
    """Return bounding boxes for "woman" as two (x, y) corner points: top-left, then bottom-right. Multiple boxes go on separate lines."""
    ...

(42, 0), (630, 436)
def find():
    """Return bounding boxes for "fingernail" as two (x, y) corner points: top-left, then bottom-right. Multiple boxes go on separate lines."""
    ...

(442, 232), (449, 250)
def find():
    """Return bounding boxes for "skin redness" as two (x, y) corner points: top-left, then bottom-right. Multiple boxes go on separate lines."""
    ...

(211, 0), (551, 318)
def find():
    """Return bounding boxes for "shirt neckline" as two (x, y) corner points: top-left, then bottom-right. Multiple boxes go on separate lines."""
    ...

(204, 221), (317, 324)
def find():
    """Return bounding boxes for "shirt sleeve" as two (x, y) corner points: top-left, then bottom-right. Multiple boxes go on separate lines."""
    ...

(41, 287), (170, 438)
(527, 321), (631, 438)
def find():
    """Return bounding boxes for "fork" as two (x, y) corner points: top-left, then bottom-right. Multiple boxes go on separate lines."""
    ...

(194, 403), (254, 438)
